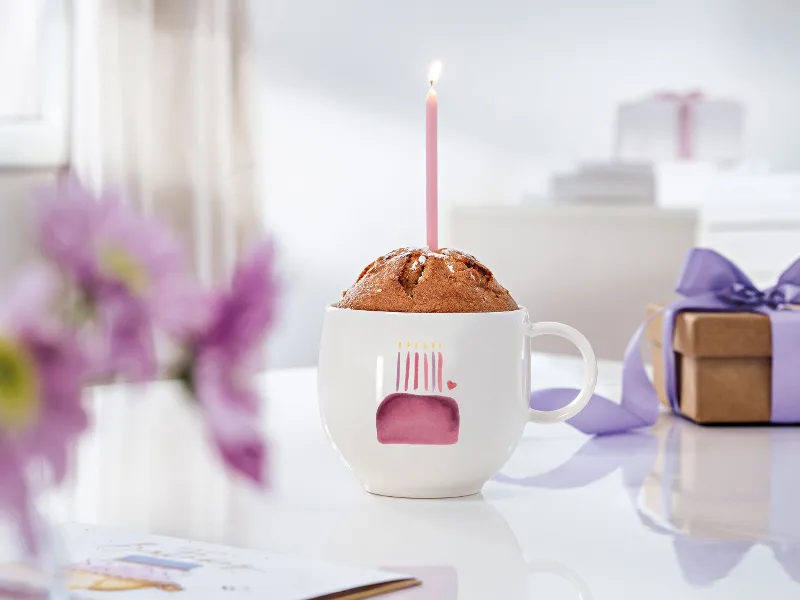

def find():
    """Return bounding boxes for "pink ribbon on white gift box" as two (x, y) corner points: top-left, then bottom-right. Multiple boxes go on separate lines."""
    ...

(652, 90), (704, 159)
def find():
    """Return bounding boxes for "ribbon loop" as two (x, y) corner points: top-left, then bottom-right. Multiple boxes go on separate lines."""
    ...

(675, 248), (755, 297)
(777, 257), (800, 287)
(774, 282), (800, 306)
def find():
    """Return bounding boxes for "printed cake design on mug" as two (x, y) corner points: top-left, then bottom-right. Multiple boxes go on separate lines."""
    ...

(376, 341), (460, 445)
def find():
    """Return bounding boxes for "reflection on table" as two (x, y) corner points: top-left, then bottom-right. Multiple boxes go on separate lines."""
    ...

(37, 362), (800, 599)
(495, 415), (800, 588)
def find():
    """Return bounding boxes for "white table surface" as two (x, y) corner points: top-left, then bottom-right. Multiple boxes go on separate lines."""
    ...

(45, 354), (800, 599)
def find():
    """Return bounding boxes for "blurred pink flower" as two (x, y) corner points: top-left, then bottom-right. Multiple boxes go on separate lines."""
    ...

(37, 175), (206, 381)
(192, 243), (278, 485)
(0, 267), (88, 551)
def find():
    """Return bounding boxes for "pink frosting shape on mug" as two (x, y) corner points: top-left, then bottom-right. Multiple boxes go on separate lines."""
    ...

(376, 393), (459, 445)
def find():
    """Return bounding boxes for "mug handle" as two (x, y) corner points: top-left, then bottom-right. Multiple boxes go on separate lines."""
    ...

(526, 321), (598, 425)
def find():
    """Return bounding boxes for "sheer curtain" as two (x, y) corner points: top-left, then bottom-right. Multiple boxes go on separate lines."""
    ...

(49, 0), (263, 532)
(70, 0), (261, 283)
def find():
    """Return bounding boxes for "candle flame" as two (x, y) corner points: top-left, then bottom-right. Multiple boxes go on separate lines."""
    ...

(428, 60), (443, 86)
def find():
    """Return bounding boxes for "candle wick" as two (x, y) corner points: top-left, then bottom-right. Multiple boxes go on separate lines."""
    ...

(429, 80), (435, 88)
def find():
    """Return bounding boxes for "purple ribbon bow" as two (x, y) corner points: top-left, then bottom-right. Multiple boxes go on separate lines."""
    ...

(531, 248), (800, 434)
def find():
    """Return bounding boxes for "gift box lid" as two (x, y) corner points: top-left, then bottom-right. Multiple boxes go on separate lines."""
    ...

(646, 303), (772, 358)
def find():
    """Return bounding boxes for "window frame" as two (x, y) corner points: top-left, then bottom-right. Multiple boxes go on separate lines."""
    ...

(0, 0), (69, 167)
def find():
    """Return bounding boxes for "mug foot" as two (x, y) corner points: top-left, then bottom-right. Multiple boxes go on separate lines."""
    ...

(363, 481), (484, 499)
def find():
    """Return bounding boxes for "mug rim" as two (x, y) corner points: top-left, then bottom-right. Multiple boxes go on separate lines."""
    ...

(324, 305), (528, 318)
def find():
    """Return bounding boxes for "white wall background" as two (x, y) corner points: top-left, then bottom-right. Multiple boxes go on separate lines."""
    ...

(256, 0), (800, 167)
(253, 0), (800, 367)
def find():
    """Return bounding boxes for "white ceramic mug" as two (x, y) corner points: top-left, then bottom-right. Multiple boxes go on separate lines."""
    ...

(318, 306), (598, 498)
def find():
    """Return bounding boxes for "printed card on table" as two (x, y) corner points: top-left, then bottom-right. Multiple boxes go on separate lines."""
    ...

(1, 524), (419, 600)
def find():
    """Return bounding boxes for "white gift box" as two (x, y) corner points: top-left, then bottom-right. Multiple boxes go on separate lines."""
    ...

(550, 162), (655, 205)
(655, 162), (800, 207)
(616, 93), (744, 163)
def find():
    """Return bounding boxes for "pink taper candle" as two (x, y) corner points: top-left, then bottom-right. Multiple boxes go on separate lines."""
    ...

(426, 61), (442, 250)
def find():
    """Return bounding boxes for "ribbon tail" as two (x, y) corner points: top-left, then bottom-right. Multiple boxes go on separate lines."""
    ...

(677, 101), (691, 159)
(672, 539), (753, 586)
(772, 545), (800, 584)
(531, 318), (661, 435)
(662, 303), (682, 413)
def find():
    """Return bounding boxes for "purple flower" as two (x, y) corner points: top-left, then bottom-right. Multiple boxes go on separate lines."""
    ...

(191, 243), (278, 485)
(0, 266), (89, 551)
(37, 175), (206, 381)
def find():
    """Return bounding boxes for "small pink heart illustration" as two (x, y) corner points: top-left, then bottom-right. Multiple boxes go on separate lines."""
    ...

(446, 380), (457, 390)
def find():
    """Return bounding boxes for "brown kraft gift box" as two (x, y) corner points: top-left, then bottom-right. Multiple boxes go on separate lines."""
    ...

(645, 303), (773, 423)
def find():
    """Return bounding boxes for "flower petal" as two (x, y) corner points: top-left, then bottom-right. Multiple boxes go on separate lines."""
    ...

(97, 292), (157, 382)
(0, 265), (60, 333)
(216, 436), (267, 486)
(200, 242), (279, 361)
(36, 174), (104, 284)
(18, 329), (89, 483)
(0, 439), (36, 552)
(197, 367), (266, 486)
